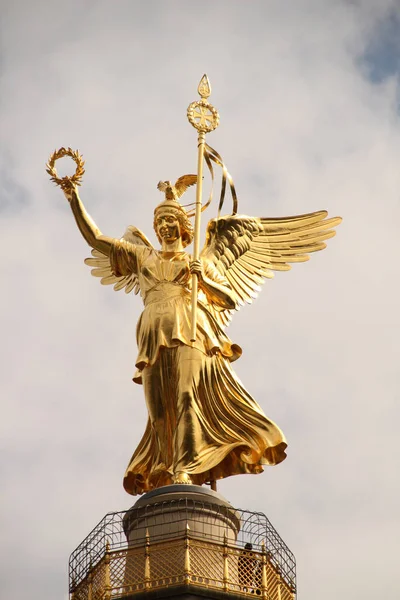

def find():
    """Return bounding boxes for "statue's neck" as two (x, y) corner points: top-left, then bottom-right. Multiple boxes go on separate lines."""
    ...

(161, 239), (184, 253)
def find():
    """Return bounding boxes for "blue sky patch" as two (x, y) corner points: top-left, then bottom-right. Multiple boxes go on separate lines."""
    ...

(361, 10), (400, 83)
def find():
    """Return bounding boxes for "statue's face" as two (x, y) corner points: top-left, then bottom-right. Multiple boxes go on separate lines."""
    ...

(155, 210), (182, 244)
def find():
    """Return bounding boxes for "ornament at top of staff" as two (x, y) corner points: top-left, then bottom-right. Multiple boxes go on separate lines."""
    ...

(187, 75), (220, 133)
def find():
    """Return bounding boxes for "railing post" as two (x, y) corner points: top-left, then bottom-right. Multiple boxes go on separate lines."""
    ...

(144, 528), (151, 589)
(184, 523), (191, 584)
(260, 541), (267, 599)
(104, 541), (111, 600)
(223, 531), (229, 591)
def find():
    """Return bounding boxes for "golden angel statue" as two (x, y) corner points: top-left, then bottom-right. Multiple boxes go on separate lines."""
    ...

(60, 173), (341, 496)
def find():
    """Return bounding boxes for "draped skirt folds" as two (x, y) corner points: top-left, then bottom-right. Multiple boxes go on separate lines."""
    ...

(123, 345), (287, 496)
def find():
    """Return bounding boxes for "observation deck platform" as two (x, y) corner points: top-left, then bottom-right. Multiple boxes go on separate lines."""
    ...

(69, 486), (296, 600)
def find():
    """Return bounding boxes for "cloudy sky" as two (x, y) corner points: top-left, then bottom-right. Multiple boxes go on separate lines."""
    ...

(1, 1), (400, 599)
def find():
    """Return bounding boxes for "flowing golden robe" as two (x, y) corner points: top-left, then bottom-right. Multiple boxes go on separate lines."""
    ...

(110, 239), (287, 495)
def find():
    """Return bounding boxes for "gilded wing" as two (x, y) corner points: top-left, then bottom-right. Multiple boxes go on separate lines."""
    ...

(174, 174), (197, 198)
(200, 211), (342, 326)
(84, 226), (154, 294)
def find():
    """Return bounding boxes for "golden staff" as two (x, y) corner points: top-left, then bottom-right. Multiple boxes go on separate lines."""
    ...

(187, 74), (220, 341)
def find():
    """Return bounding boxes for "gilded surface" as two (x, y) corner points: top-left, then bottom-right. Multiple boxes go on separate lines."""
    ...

(48, 77), (341, 496)
(72, 538), (295, 600)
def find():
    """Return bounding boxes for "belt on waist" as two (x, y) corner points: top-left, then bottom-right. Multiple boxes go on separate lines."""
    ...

(144, 283), (190, 306)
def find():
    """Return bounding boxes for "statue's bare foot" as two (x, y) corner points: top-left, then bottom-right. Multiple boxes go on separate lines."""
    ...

(173, 471), (193, 484)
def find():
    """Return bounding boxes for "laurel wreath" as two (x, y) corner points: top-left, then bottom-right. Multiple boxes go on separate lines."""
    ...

(46, 147), (85, 191)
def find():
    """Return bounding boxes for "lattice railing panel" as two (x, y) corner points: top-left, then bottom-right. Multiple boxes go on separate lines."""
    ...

(123, 548), (147, 588)
(190, 541), (224, 586)
(109, 550), (129, 596)
(92, 562), (107, 600)
(148, 541), (186, 581)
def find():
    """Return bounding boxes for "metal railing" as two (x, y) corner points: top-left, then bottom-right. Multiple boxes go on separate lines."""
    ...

(70, 499), (296, 599)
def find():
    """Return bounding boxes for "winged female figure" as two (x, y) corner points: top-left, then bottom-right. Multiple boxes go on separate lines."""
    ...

(63, 175), (341, 495)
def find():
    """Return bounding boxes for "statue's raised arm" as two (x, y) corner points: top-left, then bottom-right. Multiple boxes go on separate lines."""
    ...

(63, 185), (115, 257)
(45, 147), (154, 295)
(46, 146), (115, 257)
